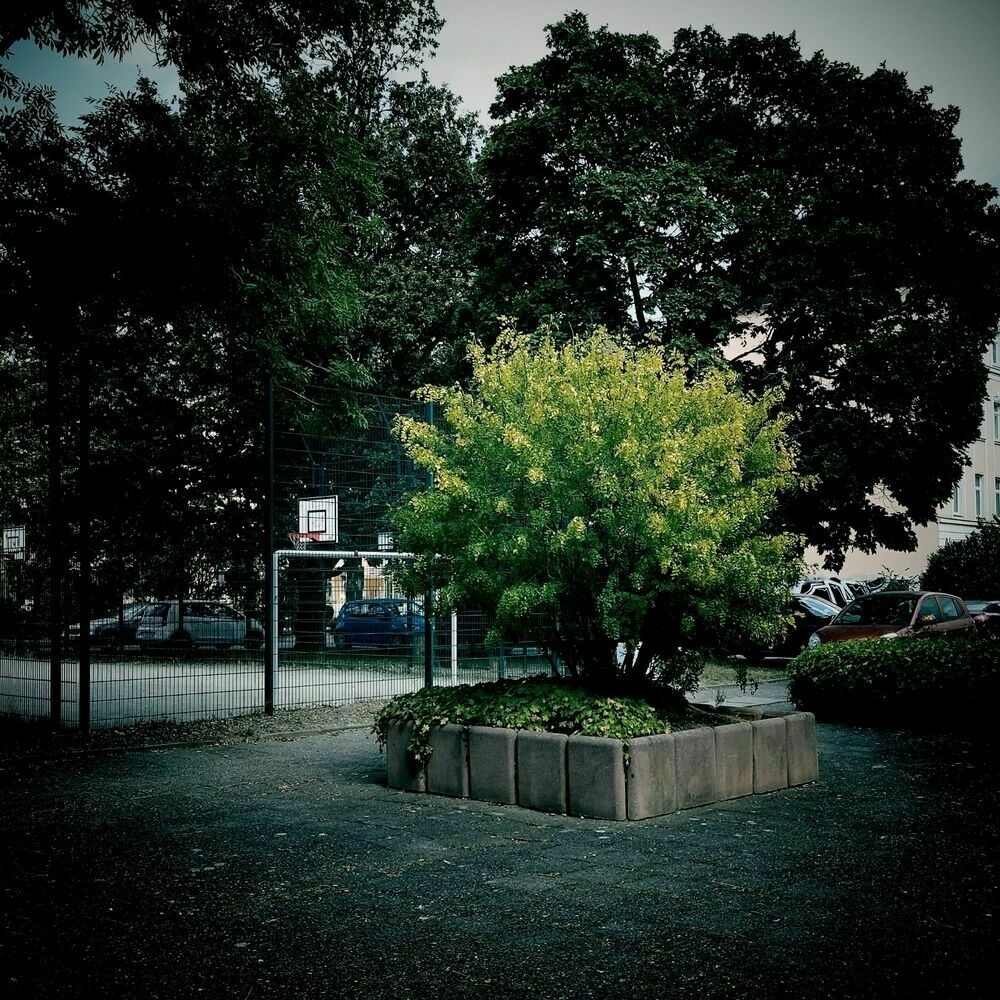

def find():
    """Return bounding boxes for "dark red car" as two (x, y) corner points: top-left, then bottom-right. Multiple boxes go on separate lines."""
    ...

(807, 591), (976, 648)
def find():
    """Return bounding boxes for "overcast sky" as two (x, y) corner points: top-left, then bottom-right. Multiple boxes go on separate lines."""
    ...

(6, 0), (998, 189)
(428, 0), (1000, 189)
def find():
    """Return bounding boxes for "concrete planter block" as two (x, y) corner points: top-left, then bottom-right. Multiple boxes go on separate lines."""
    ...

(674, 727), (718, 810)
(387, 715), (816, 818)
(626, 733), (676, 820)
(425, 723), (468, 798)
(786, 712), (819, 786)
(516, 731), (568, 814)
(468, 725), (518, 804)
(714, 722), (753, 801)
(568, 735), (626, 820)
(752, 717), (789, 793)
(386, 721), (426, 792)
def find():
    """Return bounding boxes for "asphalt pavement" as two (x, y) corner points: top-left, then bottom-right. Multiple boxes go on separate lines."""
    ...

(1, 685), (997, 999)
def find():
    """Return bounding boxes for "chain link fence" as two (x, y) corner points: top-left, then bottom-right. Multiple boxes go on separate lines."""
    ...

(0, 379), (552, 731)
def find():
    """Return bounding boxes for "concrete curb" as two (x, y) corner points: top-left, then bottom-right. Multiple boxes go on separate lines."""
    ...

(386, 713), (819, 821)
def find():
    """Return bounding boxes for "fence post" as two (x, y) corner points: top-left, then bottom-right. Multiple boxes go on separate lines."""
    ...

(422, 399), (434, 689)
(77, 347), (91, 735)
(46, 343), (62, 727)
(423, 588), (433, 688)
(264, 373), (275, 716)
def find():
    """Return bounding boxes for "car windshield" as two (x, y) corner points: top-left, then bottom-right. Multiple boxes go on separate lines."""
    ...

(799, 596), (837, 616)
(836, 594), (919, 627)
(964, 600), (999, 614)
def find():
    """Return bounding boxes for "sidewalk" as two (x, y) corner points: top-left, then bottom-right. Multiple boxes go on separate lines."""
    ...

(1, 705), (995, 999)
(688, 677), (795, 711)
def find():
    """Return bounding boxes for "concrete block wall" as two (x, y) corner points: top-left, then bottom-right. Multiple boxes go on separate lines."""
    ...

(386, 721), (426, 793)
(516, 731), (568, 814)
(425, 723), (468, 798)
(386, 713), (819, 820)
(626, 733), (676, 820)
(467, 725), (517, 804)
(715, 721), (753, 801)
(568, 735), (627, 820)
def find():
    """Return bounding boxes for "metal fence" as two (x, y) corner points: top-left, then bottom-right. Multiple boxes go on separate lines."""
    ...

(0, 381), (552, 731)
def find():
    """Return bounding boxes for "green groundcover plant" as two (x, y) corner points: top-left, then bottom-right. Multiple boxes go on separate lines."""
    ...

(373, 676), (726, 763)
(789, 638), (1000, 721)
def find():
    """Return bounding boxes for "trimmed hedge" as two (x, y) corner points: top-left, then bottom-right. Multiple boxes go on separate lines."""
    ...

(788, 638), (1000, 722)
(373, 677), (676, 763)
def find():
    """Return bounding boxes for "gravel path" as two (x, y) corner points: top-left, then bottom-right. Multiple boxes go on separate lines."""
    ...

(0, 699), (387, 758)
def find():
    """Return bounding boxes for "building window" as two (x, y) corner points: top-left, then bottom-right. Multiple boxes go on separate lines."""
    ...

(993, 334), (1000, 367)
(994, 399), (1000, 441)
(975, 474), (984, 518)
(995, 477), (1000, 517)
(952, 480), (963, 516)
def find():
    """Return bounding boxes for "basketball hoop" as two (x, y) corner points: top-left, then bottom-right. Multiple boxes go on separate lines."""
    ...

(288, 531), (322, 550)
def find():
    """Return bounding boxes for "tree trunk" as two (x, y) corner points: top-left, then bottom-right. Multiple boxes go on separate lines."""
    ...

(626, 256), (647, 335)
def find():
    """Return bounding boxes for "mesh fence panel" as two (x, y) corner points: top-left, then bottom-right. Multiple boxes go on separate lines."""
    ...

(1, 380), (553, 731)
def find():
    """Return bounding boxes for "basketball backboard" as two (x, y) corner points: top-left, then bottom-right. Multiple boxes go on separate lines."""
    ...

(297, 496), (338, 543)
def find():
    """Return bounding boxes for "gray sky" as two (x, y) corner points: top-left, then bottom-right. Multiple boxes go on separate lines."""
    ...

(6, 0), (998, 189)
(429, 0), (1000, 189)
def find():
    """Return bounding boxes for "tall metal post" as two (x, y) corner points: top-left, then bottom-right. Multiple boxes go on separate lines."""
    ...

(46, 343), (62, 726)
(78, 348), (91, 735)
(422, 400), (434, 688)
(264, 373), (275, 716)
(423, 586), (433, 689)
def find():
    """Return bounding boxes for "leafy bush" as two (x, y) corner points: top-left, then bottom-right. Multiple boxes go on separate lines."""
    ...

(390, 330), (803, 685)
(373, 676), (685, 762)
(789, 638), (1000, 722)
(921, 517), (1000, 597)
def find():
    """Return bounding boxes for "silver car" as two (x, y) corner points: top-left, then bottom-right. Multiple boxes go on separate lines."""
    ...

(136, 600), (263, 651)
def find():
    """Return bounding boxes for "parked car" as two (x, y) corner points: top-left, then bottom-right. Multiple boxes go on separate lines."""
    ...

(807, 591), (975, 648)
(964, 599), (1000, 637)
(67, 602), (157, 649)
(136, 600), (263, 651)
(791, 576), (857, 608)
(332, 598), (425, 650)
(743, 594), (840, 662)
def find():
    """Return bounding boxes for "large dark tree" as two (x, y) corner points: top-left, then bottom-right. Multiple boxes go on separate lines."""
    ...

(355, 75), (483, 391)
(474, 12), (1000, 568)
(0, 2), (450, 616)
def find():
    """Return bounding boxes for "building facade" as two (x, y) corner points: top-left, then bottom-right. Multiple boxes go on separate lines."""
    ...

(812, 332), (1000, 584)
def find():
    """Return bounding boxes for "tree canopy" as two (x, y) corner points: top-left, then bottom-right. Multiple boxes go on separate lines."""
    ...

(0, 1), (460, 610)
(391, 331), (803, 689)
(473, 12), (1000, 568)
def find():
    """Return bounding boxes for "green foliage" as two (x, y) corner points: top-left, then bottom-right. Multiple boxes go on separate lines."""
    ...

(391, 330), (803, 682)
(0, 3), (457, 609)
(372, 676), (671, 762)
(789, 638), (1000, 722)
(354, 76), (484, 392)
(474, 13), (1000, 568)
(921, 518), (1000, 597)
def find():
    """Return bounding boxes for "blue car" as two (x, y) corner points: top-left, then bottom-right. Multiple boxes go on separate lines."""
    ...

(332, 599), (425, 650)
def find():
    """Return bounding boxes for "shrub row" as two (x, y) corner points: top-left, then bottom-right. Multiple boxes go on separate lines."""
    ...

(788, 638), (1000, 722)
(373, 677), (676, 763)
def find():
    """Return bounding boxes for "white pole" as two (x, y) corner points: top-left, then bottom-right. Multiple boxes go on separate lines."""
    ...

(451, 610), (458, 682)
(271, 549), (280, 686)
